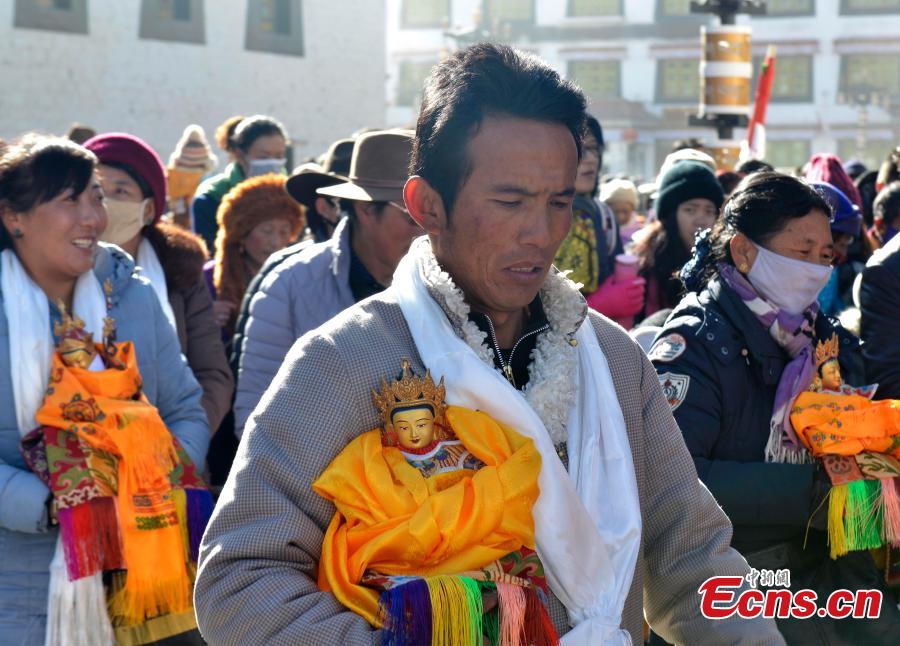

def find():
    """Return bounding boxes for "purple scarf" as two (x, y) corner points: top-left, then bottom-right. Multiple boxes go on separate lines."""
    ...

(719, 264), (817, 464)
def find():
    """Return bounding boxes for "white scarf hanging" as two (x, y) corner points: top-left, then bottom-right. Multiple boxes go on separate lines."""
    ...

(392, 238), (642, 645)
(136, 237), (177, 332)
(0, 249), (115, 646)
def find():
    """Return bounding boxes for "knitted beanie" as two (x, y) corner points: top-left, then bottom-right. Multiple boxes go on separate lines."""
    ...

(84, 132), (167, 221)
(655, 161), (724, 221)
(169, 125), (218, 174)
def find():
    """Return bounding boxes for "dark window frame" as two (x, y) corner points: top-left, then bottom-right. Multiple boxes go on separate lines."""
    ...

(401, 0), (451, 29)
(751, 53), (814, 103)
(567, 58), (623, 100)
(655, 57), (701, 104)
(484, 0), (537, 27)
(566, 0), (624, 17)
(246, 0), (305, 58)
(839, 52), (900, 98)
(840, 0), (900, 15)
(755, 0), (816, 17)
(14, 0), (88, 34)
(139, 0), (205, 45)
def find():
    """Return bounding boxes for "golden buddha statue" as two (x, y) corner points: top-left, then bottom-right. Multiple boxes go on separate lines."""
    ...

(53, 301), (99, 369)
(372, 359), (484, 479)
(792, 334), (899, 458)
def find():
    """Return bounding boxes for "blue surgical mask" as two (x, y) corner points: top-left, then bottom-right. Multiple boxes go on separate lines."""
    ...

(247, 158), (286, 178)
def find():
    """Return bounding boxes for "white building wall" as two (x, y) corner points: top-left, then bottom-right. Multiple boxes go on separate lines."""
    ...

(0, 0), (386, 167)
(386, 0), (900, 178)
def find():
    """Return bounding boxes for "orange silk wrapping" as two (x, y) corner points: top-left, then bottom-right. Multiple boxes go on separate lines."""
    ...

(35, 343), (192, 625)
(311, 406), (542, 626)
(792, 392), (900, 458)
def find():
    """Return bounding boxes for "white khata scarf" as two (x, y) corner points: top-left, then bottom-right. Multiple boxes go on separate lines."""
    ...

(136, 237), (177, 332)
(392, 237), (642, 645)
(1, 249), (115, 645)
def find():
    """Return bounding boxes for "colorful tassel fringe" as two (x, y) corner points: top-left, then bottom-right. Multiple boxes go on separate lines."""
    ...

(378, 576), (558, 645)
(827, 477), (900, 560)
(58, 497), (125, 580)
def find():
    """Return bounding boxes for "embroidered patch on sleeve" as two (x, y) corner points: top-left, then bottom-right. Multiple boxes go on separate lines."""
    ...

(658, 372), (690, 411)
(648, 333), (687, 363)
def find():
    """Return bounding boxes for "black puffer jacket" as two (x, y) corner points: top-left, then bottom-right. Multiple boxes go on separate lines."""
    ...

(860, 233), (900, 400)
(650, 278), (863, 554)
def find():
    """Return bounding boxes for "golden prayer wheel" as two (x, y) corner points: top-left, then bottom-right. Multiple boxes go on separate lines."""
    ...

(708, 141), (742, 171)
(700, 26), (752, 117)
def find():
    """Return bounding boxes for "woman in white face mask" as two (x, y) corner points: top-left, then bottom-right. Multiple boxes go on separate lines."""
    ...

(645, 172), (900, 643)
(86, 133), (234, 436)
(190, 115), (289, 253)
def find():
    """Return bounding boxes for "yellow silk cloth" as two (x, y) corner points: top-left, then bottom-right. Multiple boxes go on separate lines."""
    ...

(35, 343), (193, 627)
(792, 391), (900, 458)
(312, 406), (542, 626)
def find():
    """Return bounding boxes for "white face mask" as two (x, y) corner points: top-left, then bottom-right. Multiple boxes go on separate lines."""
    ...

(247, 158), (286, 177)
(747, 242), (833, 315)
(102, 198), (150, 247)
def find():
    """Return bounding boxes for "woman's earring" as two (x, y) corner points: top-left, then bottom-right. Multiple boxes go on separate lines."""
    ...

(739, 262), (749, 273)
(12, 228), (23, 239)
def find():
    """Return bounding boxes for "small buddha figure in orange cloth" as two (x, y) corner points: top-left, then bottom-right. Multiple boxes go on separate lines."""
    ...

(792, 335), (900, 458)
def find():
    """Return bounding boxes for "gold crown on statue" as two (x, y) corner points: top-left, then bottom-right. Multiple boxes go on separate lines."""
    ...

(815, 333), (840, 370)
(372, 359), (446, 427)
(53, 300), (93, 345)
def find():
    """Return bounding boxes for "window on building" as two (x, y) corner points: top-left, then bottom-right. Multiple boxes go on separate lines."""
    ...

(485, 0), (534, 24)
(762, 0), (815, 15)
(246, 0), (303, 57)
(751, 54), (813, 102)
(396, 61), (436, 108)
(402, 0), (450, 28)
(765, 140), (811, 169)
(657, 58), (700, 103)
(567, 0), (622, 16)
(838, 138), (895, 169)
(139, 0), (205, 44)
(14, 0), (88, 34)
(841, 0), (900, 14)
(840, 53), (900, 98)
(568, 60), (621, 99)
(658, 0), (692, 17)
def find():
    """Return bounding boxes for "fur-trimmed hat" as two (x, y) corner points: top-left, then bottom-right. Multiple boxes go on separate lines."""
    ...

(213, 175), (304, 315)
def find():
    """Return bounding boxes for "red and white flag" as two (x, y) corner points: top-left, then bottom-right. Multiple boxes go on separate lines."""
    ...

(742, 45), (777, 162)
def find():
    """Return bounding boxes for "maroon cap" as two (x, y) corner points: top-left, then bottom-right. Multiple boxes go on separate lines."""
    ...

(84, 132), (167, 222)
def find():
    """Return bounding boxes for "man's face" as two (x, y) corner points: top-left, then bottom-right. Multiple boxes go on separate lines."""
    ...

(432, 115), (577, 317)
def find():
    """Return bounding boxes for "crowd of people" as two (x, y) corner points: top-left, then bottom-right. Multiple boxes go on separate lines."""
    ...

(1, 41), (900, 646)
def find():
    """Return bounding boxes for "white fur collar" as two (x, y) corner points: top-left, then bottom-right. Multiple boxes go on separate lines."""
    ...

(414, 238), (586, 445)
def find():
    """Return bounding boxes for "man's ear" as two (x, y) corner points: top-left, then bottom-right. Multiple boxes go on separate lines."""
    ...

(404, 176), (446, 236)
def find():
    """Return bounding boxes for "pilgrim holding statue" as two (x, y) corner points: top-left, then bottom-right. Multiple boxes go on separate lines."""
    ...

(790, 334), (900, 559)
(19, 292), (212, 643)
(313, 360), (559, 645)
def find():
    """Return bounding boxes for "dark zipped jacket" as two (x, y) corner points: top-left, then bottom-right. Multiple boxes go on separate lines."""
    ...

(650, 278), (863, 554)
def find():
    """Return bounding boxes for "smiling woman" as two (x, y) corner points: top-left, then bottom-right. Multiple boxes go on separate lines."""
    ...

(0, 136), (106, 309)
(0, 134), (211, 644)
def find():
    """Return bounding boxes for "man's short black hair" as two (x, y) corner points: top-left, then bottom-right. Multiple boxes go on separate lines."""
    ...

(411, 43), (587, 216)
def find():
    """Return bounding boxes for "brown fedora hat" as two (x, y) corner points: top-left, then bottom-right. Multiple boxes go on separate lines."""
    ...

(285, 138), (353, 208)
(317, 129), (413, 203)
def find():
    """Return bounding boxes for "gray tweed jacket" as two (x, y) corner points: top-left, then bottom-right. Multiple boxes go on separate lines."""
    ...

(195, 285), (784, 645)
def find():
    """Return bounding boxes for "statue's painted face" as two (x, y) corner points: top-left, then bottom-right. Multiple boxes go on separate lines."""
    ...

(58, 337), (96, 369)
(821, 360), (842, 392)
(392, 407), (436, 450)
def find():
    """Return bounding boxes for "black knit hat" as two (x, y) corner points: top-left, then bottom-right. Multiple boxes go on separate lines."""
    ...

(655, 161), (724, 221)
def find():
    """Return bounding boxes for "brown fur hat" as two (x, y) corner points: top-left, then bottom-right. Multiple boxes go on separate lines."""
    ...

(213, 174), (304, 309)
